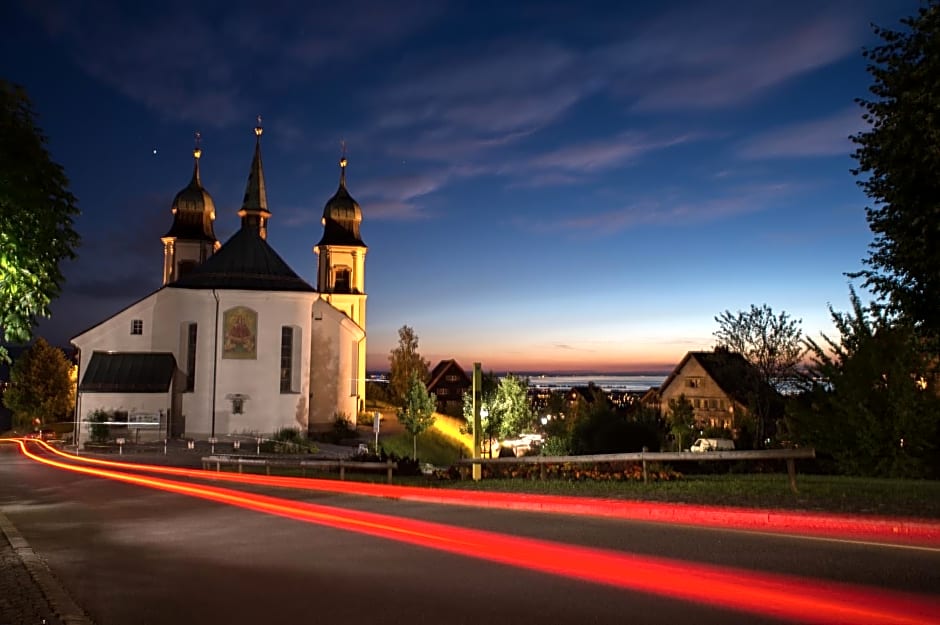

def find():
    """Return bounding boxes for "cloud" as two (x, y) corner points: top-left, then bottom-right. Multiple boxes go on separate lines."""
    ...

(62, 194), (166, 297)
(736, 108), (865, 159)
(21, 0), (445, 127)
(519, 182), (793, 237)
(601, 2), (867, 111)
(370, 39), (598, 163)
(527, 132), (700, 174)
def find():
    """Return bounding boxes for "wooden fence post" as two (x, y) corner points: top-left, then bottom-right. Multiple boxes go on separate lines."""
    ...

(787, 458), (798, 494)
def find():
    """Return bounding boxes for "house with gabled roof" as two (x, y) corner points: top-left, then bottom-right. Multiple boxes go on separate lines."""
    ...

(71, 122), (368, 446)
(658, 350), (782, 436)
(426, 359), (471, 416)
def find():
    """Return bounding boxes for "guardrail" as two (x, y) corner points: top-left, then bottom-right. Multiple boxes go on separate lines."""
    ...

(458, 448), (816, 493)
(201, 455), (398, 483)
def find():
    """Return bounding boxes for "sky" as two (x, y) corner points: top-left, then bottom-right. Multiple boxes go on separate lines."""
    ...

(1, 0), (921, 374)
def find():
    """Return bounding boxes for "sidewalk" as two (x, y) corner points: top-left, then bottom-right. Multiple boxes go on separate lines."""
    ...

(0, 510), (91, 625)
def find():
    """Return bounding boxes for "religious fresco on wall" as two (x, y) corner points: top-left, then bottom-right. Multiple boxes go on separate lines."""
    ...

(222, 306), (258, 359)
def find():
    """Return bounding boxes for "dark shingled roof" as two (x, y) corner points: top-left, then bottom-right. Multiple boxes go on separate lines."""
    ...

(168, 227), (315, 292)
(80, 352), (176, 393)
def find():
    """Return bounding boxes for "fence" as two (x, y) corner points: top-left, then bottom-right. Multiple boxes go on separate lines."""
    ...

(201, 455), (398, 483)
(458, 448), (816, 493)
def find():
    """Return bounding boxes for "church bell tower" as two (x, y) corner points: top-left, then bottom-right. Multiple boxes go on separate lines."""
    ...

(161, 133), (219, 285)
(314, 155), (368, 407)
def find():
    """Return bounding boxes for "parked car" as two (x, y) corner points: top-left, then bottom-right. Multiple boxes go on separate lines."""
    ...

(690, 438), (735, 453)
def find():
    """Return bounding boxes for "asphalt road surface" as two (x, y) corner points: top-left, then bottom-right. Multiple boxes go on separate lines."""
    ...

(1, 444), (938, 625)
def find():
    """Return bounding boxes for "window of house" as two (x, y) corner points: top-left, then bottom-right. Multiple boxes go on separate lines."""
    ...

(438, 388), (449, 396)
(131, 319), (143, 335)
(185, 323), (197, 392)
(280, 327), (294, 393)
(686, 378), (702, 388)
(446, 374), (459, 382)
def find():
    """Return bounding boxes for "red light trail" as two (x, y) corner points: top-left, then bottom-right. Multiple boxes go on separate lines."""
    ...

(27, 439), (940, 547)
(3, 438), (939, 625)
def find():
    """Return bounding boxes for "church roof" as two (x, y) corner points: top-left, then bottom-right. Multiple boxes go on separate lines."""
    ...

(238, 121), (271, 232)
(163, 146), (218, 243)
(317, 158), (366, 248)
(80, 352), (176, 392)
(168, 226), (315, 292)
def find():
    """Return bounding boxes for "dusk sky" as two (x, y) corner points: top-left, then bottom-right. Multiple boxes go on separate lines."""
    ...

(2, 0), (919, 373)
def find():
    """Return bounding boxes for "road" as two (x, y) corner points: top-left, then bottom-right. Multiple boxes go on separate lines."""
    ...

(1, 443), (938, 625)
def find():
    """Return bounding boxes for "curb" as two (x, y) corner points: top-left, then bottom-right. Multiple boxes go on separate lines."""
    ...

(0, 510), (94, 625)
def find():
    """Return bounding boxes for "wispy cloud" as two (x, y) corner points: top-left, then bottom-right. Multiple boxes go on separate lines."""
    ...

(602, 2), (867, 111)
(527, 132), (700, 175)
(21, 0), (445, 127)
(518, 182), (793, 237)
(736, 108), (865, 159)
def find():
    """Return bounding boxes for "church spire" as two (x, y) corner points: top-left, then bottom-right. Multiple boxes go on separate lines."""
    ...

(190, 131), (203, 185)
(238, 116), (271, 239)
(339, 140), (347, 188)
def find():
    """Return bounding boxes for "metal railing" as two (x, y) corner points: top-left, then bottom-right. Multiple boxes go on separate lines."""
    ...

(201, 455), (398, 483)
(458, 448), (816, 493)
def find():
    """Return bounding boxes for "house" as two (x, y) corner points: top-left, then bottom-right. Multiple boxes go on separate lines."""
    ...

(426, 359), (471, 416)
(71, 123), (368, 446)
(658, 350), (782, 435)
(565, 383), (611, 417)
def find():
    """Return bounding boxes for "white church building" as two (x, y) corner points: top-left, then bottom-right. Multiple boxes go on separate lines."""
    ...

(71, 123), (368, 446)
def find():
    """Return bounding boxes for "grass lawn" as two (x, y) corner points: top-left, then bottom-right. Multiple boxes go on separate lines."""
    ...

(372, 473), (939, 519)
(379, 427), (468, 467)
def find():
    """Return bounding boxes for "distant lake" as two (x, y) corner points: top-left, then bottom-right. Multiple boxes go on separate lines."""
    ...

(526, 374), (665, 392)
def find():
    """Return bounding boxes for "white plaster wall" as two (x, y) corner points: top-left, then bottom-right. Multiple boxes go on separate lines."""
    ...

(167, 289), (316, 438)
(72, 290), (166, 374)
(309, 298), (363, 429)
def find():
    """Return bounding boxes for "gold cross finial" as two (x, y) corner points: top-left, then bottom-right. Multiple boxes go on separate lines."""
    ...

(193, 131), (202, 159)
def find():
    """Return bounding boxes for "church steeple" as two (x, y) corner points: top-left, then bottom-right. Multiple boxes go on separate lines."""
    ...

(161, 132), (218, 285)
(314, 147), (368, 415)
(238, 116), (271, 239)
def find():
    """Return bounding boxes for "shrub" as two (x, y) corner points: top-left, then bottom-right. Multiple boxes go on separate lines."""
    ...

(89, 409), (110, 443)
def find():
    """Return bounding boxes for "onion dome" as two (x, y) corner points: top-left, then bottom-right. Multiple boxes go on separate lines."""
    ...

(163, 142), (217, 243)
(316, 156), (365, 247)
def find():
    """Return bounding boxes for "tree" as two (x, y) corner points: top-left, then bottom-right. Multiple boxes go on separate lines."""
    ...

(388, 325), (430, 405)
(667, 394), (696, 452)
(714, 304), (802, 447)
(850, 2), (940, 352)
(397, 371), (436, 459)
(713, 304), (804, 388)
(790, 289), (940, 478)
(490, 374), (534, 440)
(461, 372), (533, 454)
(2, 337), (75, 430)
(0, 81), (80, 362)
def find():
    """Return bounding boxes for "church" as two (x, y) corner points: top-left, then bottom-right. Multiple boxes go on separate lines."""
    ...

(71, 122), (367, 446)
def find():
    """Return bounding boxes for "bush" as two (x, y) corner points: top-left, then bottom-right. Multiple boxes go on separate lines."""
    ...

(89, 409), (110, 443)
(309, 413), (358, 445)
(270, 426), (317, 454)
